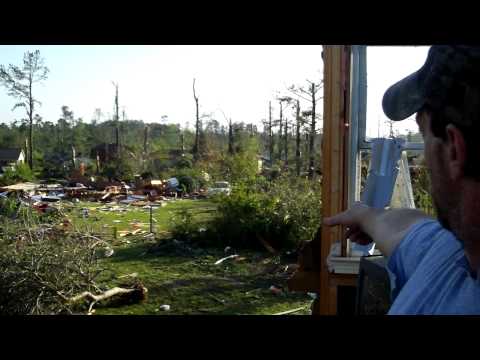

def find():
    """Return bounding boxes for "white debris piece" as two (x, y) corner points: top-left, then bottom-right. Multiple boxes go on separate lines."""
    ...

(104, 247), (114, 257)
(214, 254), (239, 265)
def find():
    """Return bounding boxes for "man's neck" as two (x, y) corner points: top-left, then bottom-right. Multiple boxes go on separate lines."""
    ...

(465, 251), (480, 277)
(458, 182), (480, 274)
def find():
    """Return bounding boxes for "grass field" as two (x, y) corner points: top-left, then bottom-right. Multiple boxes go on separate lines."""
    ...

(63, 199), (312, 315)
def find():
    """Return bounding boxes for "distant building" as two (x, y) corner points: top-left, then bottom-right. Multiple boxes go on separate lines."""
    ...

(0, 148), (25, 172)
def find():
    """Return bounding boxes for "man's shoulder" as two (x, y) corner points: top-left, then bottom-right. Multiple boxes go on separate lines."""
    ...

(406, 218), (456, 246)
(397, 218), (460, 263)
(388, 219), (475, 314)
(387, 218), (463, 311)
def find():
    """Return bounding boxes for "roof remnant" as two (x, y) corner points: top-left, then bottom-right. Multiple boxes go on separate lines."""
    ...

(0, 148), (23, 161)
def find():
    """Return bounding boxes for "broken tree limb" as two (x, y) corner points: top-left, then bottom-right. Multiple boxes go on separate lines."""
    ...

(67, 283), (148, 314)
(69, 287), (136, 304)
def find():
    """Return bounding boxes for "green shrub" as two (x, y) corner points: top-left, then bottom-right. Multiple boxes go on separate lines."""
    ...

(177, 175), (197, 193)
(0, 163), (34, 186)
(0, 196), (19, 218)
(101, 155), (136, 182)
(411, 165), (436, 216)
(207, 174), (322, 251)
(169, 207), (197, 242)
(0, 196), (62, 225)
(172, 168), (209, 192)
(176, 157), (193, 169)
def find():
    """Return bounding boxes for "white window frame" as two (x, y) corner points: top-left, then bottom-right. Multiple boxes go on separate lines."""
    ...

(347, 45), (425, 207)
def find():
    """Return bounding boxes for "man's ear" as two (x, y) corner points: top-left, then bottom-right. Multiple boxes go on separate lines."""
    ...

(445, 124), (467, 181)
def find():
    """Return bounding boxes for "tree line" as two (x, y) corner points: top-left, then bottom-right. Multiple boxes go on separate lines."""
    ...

(0, 50), (324, 183)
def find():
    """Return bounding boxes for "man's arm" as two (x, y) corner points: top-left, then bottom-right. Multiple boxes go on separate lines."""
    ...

(323, 203), (433, 257)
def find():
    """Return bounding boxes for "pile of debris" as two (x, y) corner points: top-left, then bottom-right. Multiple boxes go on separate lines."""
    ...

(0, 176), (189, 214)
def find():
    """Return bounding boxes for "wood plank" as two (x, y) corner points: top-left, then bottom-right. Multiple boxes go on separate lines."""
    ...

(319, 45), (352, 315)
(287, 270), (321, 293)
(341, 45), (352, 257)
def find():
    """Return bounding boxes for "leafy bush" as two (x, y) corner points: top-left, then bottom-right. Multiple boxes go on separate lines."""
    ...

(0, 163), (34, 186)
(200, 175), (322, 251)
(176, 157), (193, 169)
(0, 197), (62, 225)
(411, 165), (436, 216)
(218, 152), (259, 184)
(0, 195), (19, 217)
(172, 168), (209, 192)
(101, 155), (136, 182)
(177, 175), (197, 193)
(167, 207), (217, 249)
(140, 171), (154, 180)
(169, 207), (198, 242)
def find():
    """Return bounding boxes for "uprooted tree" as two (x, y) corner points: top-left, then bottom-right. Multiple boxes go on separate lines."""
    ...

(0, 50), (49, 169)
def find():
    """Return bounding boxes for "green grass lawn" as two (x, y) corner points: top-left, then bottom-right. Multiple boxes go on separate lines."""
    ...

(68, 198), (216, 234)
(63, 198), (312, 315)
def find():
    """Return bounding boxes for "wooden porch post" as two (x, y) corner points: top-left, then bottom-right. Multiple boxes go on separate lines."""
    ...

(318, 45), (352, 315)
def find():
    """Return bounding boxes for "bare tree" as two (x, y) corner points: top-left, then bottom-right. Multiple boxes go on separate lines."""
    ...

(180, 131), (185, 156)
(277, 101), (283, 161)
(268, 101), (274, 162)
(277, 97), (294, 167)
(218, 108), (234, 156)
(192, 78), (200, 160)
(295, 99), (302, 176)
(284, 116), (289, 167)
(143, 126), (149, 155)
(112, 82), (120, 154)
(58, 106), (76, 167)
(228, 118), (234, 155)
(93, 108), (104, 123)
(58, 105), (73, 150)
(287, 80), (323, 178)
(0, 50), (49, 168)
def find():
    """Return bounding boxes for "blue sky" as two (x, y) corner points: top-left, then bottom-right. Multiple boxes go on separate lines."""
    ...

(0, 45), (324, 129)
(0, 45), (429, 136)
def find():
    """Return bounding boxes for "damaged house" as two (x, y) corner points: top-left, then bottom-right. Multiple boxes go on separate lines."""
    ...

(0, 148), (25, 173)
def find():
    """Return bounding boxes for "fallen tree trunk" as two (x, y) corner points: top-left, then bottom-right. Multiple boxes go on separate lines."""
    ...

(69, 287), (136, 303)
(67, 283), (148, 314)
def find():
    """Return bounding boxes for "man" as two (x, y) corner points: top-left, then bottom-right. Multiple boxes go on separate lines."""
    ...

(324, 46), (480, 314)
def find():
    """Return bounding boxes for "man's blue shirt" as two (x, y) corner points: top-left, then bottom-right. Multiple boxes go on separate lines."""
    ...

(387, 219), (480, 314)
